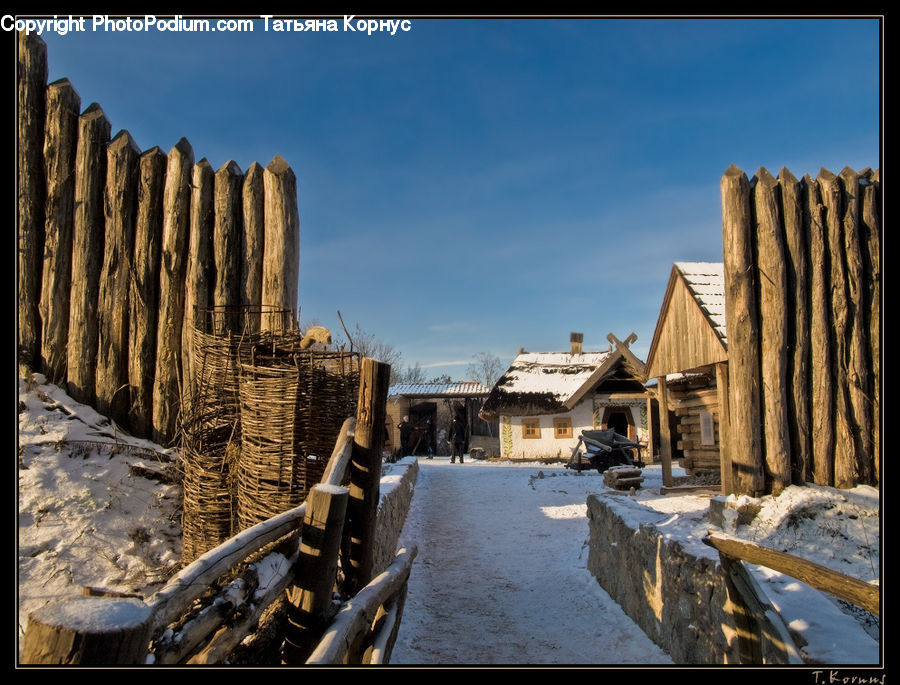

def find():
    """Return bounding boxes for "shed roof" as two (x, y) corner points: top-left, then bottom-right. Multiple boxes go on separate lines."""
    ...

(645, 262), (728, 379)
(388, 382), (493, 398)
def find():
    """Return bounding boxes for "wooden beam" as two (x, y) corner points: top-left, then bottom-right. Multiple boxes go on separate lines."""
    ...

(716, 362), (733, 495)
(657, 376), (673, 488)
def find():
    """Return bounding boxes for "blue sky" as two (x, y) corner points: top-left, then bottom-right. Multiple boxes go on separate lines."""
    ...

(36, 16), (880, 380)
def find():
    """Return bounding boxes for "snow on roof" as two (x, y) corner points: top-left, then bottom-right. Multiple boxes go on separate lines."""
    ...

(388, 382), (493, 398)
(674, 262), (727, 346)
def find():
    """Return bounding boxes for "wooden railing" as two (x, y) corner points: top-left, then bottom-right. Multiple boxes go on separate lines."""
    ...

(21, 358), (416, 666)
(703, 530), (880, 665)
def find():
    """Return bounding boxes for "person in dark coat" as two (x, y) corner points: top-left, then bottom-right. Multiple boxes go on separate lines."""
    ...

(398, 416), (414, 457)
(448, 416), (467, 464)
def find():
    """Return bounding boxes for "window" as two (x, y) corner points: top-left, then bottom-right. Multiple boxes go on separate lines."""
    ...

(700, 411), (715, 446)
(553, 418), (572, 439)
(522, 419), (540, 439)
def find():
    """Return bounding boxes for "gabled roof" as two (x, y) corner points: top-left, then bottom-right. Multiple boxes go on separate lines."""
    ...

(479, 335), (647, 419)
(388, 382), (493, 398)
(645, 262), (728, 379)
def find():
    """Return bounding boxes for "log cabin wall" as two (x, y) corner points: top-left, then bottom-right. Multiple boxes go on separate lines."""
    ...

(16, 34), (301, 445)
(668, 379), (719, 476)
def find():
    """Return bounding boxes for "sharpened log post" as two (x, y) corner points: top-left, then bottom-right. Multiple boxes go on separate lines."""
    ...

(182, 158), (214, 401)
(17, 31), (48, 368)
(241, 162), (265, 333)
(804, 174), (834, 486)
(127, 147), (166, 438)
(67, 103), (110, 406)
(214, 161), (244, 335)
(778, 168), (811, 485)
(721, 165), (764, 496)
(95, 130), (140, 428)
(859, 169), (880, 483)
(21, 596), (152, 665)
(656, 376), (673, 488)
(39, 78), (81, 384)
(152, 138), (194, 445)
(753, 168), (790, 494)
(281, 484), (350, 664)
(343, 358), (391, 596)
(261, 155), (300, 332)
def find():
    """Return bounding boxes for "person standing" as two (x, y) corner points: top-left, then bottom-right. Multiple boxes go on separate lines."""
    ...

(398, 416), (414, 457)
(423, 419), (434, 459)
(449, 415), (467, 464)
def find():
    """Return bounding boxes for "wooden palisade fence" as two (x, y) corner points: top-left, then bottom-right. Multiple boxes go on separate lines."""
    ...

(21, 358), (418, 665)
(721, 164), (880, 496)
(17, 32), (301, 445)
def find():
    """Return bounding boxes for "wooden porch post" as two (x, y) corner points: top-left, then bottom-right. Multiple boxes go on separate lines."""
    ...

(716, 362), (733, 495)
(657, 376), (673, 488)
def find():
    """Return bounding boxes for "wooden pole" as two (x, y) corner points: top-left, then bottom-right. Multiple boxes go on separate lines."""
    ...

(17, 31), (48, 368)
(752, 168), (791, 494)
(656, 376), (673, 488)
(720, 165), (764, 496)
(716, 362), (732, 495)
(39, 78), (81, 384)
(152, 138), (194, 445)
(22, 596), (152, 665)
(95, 130), (140, 428)
(241, 162), (265, 333)
(859, 169), (880, 483)
(840, 167), (873, 485)
(66, 103), (110, 406)
(214, 160), (244, 334)
(778, 168), (812, 485)
(282, 484), (350, 664)
(261, 155), (300, 331)
(343, 358), (391, 595)
(804, 174), (835, 487)
(182, 158), (214, 401)
(127, 147), (167, 438)
(818, 168), (858, 488)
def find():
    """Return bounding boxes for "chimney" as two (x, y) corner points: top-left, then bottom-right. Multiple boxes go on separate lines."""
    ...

(570, 332), (583, 355)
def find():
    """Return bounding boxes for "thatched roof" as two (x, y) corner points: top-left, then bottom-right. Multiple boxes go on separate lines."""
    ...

(479, 336), (647, 420)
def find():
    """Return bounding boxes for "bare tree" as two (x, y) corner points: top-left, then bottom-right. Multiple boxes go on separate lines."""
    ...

(395, 362), (427, 385)
(467, 352), (505, 388)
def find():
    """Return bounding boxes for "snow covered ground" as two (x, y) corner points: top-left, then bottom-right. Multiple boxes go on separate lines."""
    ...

(16, 372), (881, 666)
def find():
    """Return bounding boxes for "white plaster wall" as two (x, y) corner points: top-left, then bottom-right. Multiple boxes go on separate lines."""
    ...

(500, 401), (595, 460)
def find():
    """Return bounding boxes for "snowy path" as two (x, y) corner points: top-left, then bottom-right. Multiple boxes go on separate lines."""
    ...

(390, 458), (673, 666)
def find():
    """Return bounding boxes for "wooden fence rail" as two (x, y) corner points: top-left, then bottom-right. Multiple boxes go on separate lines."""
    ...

(703, 530), (879, 664)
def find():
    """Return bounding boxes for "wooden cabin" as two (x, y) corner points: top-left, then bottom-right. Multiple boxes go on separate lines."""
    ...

(644, 262), (730, 491)
(386, 382), (496, 457)
(479, 333), (652, 461)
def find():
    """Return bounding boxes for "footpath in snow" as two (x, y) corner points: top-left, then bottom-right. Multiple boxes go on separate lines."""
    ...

(390, 457), (673, 666)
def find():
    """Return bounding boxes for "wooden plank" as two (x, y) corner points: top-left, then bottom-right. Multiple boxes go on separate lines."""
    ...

(840, 167), (873, 484)
(819, 168), (858, 488)
(17, 32), (48, 367)
(753, 168), (791, 494)
(181, 158), (213, 400)
(95, 130), (140, 427)
(39, 79), (81, 384)
(721, 165), (764, 496)
(241, 161), (265, 333)
(127, 147), (166, 438)
(66, 103), (110, 406)
(778, 168), (812, 484)
(213, 160), (244, 334)
(704, 531), (879, 614)
(261, 155), (300, 331)
(804, 174), (834, 486)
(152, 138), (194, 445)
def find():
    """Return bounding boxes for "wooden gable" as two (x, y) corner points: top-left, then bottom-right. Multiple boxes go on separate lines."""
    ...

(646, 265), (728, 379)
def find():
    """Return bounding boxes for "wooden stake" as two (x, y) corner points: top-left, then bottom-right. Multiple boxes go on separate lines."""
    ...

(752, 168), (791, 494)
(261, 155), (300, 331)
(17, 32), (48, 367)
(343, 358), (391, 595)
(859, 169), (880, 483)
(214, 160), (244, 334)
(39, 78), (81, 384)
(242, 162), (265, 333)
(152, 138), (194, 445)
(721, 165), (764, 496)
(804, 174), (835, 486)
(127, 147), (166, 438)
(95, 130), (140, 427)
(67, 103), (110, 406)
